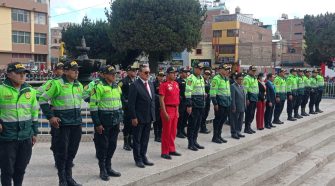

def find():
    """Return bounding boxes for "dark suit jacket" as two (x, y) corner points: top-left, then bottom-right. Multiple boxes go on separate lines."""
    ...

(230, 83), (246, 112)
(128, 78), (156, 124)
(265, 81), (276, 104)
(258, 81), (266, 101)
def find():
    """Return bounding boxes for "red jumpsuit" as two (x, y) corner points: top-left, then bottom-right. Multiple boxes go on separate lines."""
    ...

(159, 80), (180, 155)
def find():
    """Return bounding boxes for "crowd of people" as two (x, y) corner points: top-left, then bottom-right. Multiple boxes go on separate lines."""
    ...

(0, 61), (325, 186)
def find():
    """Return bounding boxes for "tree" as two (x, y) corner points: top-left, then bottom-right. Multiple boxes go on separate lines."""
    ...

(304, 13), (335, 67)
(61, 16), (140, 67)
(106, 0), (206, 69)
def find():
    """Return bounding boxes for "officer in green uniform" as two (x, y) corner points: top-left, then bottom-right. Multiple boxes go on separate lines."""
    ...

(37, 62), (64, 167)
(273, 68), (287, 124)
(315, 68), (325, 113)
(200, 68), (212, 134)
(153, 71), (165, 142)
(286, 68), (298, 121)
(83, 66), (105, 103)
(301, 69), (311, 116)
(210, 64), (231, 143)
(243, 65), (259, 134)
(185, 62), (205, 151)
(309, 70), (318, 114)
(39, 61), (83, 186)
(0, 62), (39, 186)
(90, 65), (122, 181)
(294, 69), (304, 119)
(119, 64), (137, 151)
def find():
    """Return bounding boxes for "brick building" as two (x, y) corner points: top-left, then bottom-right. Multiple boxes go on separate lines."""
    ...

(0, 0), (49, 70)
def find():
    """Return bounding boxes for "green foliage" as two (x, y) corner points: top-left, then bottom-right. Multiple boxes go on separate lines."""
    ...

(61, 17), (140, 67)
(304, 13), (335, 67)
(106, 0), (206, 64)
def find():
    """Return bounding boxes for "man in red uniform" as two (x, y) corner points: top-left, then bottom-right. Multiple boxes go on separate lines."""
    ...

(159, 67), (181, 159)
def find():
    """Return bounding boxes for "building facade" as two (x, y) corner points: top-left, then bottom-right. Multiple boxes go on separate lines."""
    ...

(50, 22), (71, 67)
(277, 18), (305, 67)
(212, 8), (272, 68)
(0, 0), (49, 70)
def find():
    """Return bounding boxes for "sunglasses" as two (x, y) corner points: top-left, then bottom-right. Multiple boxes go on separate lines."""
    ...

(144, 71), (150, 75)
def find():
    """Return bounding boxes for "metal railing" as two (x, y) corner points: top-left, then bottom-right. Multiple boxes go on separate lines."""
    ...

(323, 82), (335, 99)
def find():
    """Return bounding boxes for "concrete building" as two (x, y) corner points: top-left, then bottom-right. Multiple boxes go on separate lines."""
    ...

(50, 22), (71, 67)
(272, 31), (288, 67)
(0, 0), (49, 70)
(212, 7), (272, 69)
(277, 17), (305, 67)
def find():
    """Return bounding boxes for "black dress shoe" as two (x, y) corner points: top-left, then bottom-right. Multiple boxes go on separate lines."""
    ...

(219, 136), (228, 143)
(257, 128), (264, 130)
(265, 126), (271, 129)
(270, 125), (276, 128)
(161, 154), (172, 160)
(143, 159), (154, 166)
(106, 168), (121, 177)
(301, 113), (309, 116)
(176, 132), (186, 138)
(194, 142), (205, 149)
(169, 151), (182, 156)
(199, 129), (211, 134)
(188, 145), (198, 151)
(288, 117), (297, 121)
(316, 110), (323, 113)
(231, 134), (240, 139)
(272, 120), (282, 124)
(237, 133), (245, 138)
(212, 138), (222, 144)
(250, 129), (256, 133)
(309, 111), (317, 114)
(154, 137), (161, 142)
(244, 130), (253, 134)
(294, 115), (303, 119)
(135, 162), (145, 168)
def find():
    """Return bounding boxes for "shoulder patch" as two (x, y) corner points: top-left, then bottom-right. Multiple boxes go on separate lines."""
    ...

(25, 92), (31, 99)
(118, 81), (123, 87)
(90, 89), (96, 96)
(212, 81), (216, 87)
(187, 80), (192, 86)
(46, 83), (52, 91)
(84, 85), (89, 90)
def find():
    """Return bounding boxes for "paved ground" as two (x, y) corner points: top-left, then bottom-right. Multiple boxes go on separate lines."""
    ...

(22, 100), (334, 186)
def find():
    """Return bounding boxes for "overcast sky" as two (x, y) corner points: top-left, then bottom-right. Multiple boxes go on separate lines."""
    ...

(50, 0), (335, 31)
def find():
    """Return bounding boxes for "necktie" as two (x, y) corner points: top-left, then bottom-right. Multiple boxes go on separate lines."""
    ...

(144, 82), (152, 98)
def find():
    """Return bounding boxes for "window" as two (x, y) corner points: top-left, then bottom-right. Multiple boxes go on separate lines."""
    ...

(35, 33), (47, 45)
(227, 29), (239, 37)
(213, 30), (222, 37)
(196, 49), (202, 55)
(34, 12), (46, 25)
(12, 54), (32, 59)
(12, 31), (31, 44)
(36, 0), (47, 3)
(219, 45), (235, 54)
(34, 54), (47, 62)
(258, 33), (263, 40)
(294, 32), (303, 35)
(12, 9), (30, 23)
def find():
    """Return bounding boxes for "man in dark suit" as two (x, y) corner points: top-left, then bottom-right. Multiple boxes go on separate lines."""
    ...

(264, 73), (277, 129)
(230, 73), (246, 139)
(128, 64), (155, 168)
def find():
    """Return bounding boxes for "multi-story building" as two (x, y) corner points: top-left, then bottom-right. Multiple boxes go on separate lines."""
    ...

(277, 17), (305, 67)
(199, 0), (221, 8)
(0, 0), (49, 70)
(50, 22), (71, 67)
(212, 7), (272, 69)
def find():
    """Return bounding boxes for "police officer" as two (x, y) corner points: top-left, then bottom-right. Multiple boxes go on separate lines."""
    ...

(39, 61), (83, 186)
(176, 67), (189, 138)
(243, 66), (259, 134)
(153, 71), (165, 142)
(315, 68), (325, 113)
(119, 64), (137, 151)
(294, 69), (304, 119)
(90, 65), (122, 181)
(273, 69), (287, 124)
(0, 62), (39, 186)
(159, 67), (181, 159)
(37, 62), (64, 167)
(185, 62), (206, 151)
(200, 68), (211, 134)
(210, 64), (231, 143)
(301, 69), (311, 116)
(286, 68), (298, 121)
(309, 70), (318, 114)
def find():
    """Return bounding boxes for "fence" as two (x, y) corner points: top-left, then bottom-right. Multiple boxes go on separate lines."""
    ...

(323, 82), (335, 99)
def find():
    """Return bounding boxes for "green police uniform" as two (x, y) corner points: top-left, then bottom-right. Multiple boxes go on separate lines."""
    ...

(286, 72), (298, 120)
(294, 74), (305, 118)
(309, 75), (318, 113)
(210, 64), (231, 143)
(83, 77), (103, 102)
(39, 61), (83, 186)
(0, 62), (39, 186)
(89, 66), (122, 180)
(301, 74), (311, 116)
(243, 71), (259, 132)
(273, 74), (287, 123)
(315, 74), (325, 112)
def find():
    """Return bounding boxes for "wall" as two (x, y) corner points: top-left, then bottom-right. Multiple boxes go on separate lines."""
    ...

(0, 7), (12, 51)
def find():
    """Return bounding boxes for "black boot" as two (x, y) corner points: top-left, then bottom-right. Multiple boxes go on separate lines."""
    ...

(58, 170), (68, 186)
(99, 160), (110, 181)
(301, 108), (309, 116)
(212, 130), (222, 144)
(123, 135), (131, 151)
(66, 168), (82, 186)
(106, 159), (121, 177)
